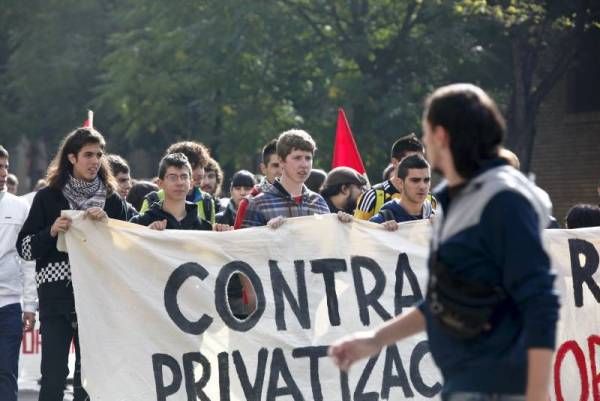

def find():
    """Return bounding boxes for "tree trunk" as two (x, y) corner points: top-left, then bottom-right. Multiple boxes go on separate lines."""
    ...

(506, 38), (538, 173)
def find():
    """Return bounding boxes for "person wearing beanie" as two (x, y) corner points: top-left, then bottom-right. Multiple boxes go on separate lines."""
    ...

(216, 170), (257, 226)
(320, 166), (367, 214)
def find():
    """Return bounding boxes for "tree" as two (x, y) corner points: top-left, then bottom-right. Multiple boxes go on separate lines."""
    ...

(0, 0), (116, 184)
(456, 0), (600, 171)
(276, 0), (483, 174)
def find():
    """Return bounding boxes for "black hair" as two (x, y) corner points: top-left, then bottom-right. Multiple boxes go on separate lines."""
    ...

(157, 153), (192, 179)
(424, 83), (504, 179)
(320, 184), (345, 198)
(382, 164), (394, 181)
(565, 204), (600, 229)
(391, 133), (424, 161)
(230, 170), (257, 188)
(305, 169), (327, 193)
(397, 154), (430, 179)
(262, 139), (278, 165)
(106, 154), (130, 176)
(126, 180), (159, 211)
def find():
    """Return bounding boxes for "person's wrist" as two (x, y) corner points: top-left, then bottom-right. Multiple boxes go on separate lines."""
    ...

(371, 329), (385, 349)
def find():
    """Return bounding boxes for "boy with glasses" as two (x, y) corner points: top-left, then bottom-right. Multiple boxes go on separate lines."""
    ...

(130, 153), (212, 230)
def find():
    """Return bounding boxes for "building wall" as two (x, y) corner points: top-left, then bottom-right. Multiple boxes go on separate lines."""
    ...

(531, 78), (600, 226)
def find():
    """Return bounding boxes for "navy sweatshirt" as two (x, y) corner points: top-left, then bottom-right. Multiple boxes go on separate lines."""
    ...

(370, 200), (422, 223)
(418, 160), (560, 394)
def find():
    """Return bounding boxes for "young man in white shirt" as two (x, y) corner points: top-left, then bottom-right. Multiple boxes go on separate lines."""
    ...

(0, 145), (36, 401)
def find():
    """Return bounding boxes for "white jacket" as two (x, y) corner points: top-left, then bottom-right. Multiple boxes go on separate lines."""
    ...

(0, 191), (37, 312)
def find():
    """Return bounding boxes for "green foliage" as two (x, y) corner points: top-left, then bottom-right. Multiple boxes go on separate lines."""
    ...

(0, 0), (596, 179)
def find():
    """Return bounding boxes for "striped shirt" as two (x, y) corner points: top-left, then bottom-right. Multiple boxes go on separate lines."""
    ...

(353, 179), (401, 220)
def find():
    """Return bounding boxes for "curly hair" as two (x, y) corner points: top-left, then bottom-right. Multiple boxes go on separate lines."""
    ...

(165, 141), (210, 170)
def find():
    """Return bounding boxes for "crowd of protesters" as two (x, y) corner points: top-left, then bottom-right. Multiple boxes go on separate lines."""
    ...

(1, 83), (600, 401)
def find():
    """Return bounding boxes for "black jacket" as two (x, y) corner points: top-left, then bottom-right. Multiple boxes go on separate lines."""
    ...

(16, 186), (129, 317)
(129, 201), (212, 231)
(215, 201), (236, 226)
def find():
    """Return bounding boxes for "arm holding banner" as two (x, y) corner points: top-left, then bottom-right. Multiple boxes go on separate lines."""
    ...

(329, 308), (425, 371)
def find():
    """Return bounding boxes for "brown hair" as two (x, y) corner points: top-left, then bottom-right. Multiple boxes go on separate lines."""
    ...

(276, 129), (316, 161)
(46, 127), (117, 192)
(204, 157), (223, 197)
(165, 141), (210, 170)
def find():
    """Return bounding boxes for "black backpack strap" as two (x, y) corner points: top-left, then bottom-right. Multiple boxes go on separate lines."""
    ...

(203, 196), (214, 222)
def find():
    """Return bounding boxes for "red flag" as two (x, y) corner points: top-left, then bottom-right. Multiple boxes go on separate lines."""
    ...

(332, 108), (366, 174)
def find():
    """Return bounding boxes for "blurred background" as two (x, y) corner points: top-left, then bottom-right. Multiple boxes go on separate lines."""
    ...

(1, 0), (599, 222)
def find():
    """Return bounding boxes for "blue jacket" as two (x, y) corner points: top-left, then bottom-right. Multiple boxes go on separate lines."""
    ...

(419, 159), (560, 394)
(370, 199), (434, 223)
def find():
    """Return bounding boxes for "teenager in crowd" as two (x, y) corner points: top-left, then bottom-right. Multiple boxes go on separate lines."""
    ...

(130, 153), (212, 230)
(233, 138), (282, 229)
(370, 154), (434, 229)
(0, 145), (36, 401)
(354, 133), (425, 220)
(140, 141), (216, 224)
(320, 166), (366, 214)
(17, 127), (130, 401)
(216, 170), (256, 226)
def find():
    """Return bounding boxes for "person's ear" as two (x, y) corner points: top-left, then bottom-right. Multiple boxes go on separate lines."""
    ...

(67, 153), (76, 165)
(433, 125), (450, 148)
(398, 178), (405, 192)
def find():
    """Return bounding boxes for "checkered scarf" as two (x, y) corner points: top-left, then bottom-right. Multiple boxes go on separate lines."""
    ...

(62, 174), (107, 210)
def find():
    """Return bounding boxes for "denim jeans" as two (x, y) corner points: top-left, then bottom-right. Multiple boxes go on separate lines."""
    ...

(0, 303), (23, 401)
(443, 393), (525, 401)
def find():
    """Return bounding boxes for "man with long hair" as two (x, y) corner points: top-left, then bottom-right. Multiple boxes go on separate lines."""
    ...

(17, 127), (129, 401)
(330, 84), (559, 401)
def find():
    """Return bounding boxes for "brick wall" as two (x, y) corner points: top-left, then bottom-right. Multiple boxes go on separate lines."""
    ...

(531, 78), (600, 226)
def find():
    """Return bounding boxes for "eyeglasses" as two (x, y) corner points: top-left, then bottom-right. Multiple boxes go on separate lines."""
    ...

(164, 173), (190, 183)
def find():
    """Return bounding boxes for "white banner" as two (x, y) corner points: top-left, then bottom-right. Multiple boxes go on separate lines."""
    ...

(57, 213), (599, 401)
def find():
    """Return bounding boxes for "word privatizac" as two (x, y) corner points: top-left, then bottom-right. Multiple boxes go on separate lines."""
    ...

(163, 253), (423, 335)
(152, 342), (441, 401)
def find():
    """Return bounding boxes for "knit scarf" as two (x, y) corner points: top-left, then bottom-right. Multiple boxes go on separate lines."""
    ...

(62, 174), (107, 210)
